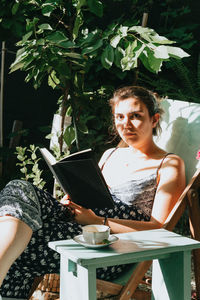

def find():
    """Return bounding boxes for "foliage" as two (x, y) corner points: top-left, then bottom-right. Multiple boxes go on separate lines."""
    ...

(0, 0), (33, 39)
(136, 1), (200, 103)
(15, 144), (46, 189)
(138, 54), (200, 103)
(9, 5), (189, 84)
(4, 0), (189, 156)
(0, 0), (197, 234)
(157, 1), (199, 51)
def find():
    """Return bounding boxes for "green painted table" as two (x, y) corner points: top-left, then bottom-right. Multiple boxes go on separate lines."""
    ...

(48, 228), (200, 300)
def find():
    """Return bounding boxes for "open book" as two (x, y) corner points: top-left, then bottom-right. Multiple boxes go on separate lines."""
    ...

(39, 148), (114, 209)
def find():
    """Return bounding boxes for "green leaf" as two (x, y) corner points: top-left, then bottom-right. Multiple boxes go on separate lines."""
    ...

(46, 31), (70, 45)
(140, 49), (163, 73)
(154, 45), (169, 59)
(63, 126), (76, 147)
(119, 26), (128, 37)
(12, 2), (20, 15)
(58, 40), (76, 49)
(66, 106), (72, 116)
(110, 35), (121, 48)
(87, 0), (103, 17)
(128, 26), (175, 45)
(32, 164), (38, 172)
(9, 62), (25, 73)
(48, 70), (60, 89)
(78, 121), (88, 134)
(151, 34), (175, 45)
(56, 62), (71, 77)
(22, 31), (33, 43)
(45, 133), (53, 140)
(20, 167), (27, 174)
(149, 56), (163, 73)
(134, 43), (146, 62)
(30, 144), (36, 151)
(74, 72), (83, 89)
(38, 23), (53, 31)
(76, 0), (87, 11)
(82, 39), (103, 54)
(114, 47), (125, 68)
(81, 31), (98, 47)
(166, 46), (190, 59)
(36, 39), (45, 46)
(140, 51), (152, 73)
(9, 47), (29, 72)
(41, 4), (55, 17)
(26, 18), (39, 32)
(31, 153), (37, 160)
(17, 154), (25, 162)
(62, 52), (82, 59)
(101, 45), (114, 69)
(120, 40), (138, 70)
(73, 13), (83, 40)
(23, 55), (36, 69)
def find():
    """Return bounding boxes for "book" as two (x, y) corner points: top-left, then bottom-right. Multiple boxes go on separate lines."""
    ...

(39, 148), (115, 209)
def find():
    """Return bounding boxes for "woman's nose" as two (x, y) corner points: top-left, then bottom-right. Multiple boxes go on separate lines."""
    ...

(123, 116), (132, 127)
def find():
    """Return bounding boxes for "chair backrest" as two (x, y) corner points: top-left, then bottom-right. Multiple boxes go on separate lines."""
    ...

(154, 98), (200, 182)
(116, 99), (200, 300)
(116, 161), (200, 300)
(164, 167), (200, 230)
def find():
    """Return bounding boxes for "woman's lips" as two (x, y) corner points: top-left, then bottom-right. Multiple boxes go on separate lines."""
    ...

(123, 131), (136, 136)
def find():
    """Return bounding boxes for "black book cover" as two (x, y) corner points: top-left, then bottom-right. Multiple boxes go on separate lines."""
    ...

(40, 148), (114, 209)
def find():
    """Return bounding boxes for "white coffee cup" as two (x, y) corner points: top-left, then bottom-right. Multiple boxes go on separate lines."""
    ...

(82, 224), (110, 245)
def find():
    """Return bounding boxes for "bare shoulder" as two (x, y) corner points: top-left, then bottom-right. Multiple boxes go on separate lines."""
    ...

(163, 153), (185, 168)
(160, 153), (185, 182)
(98, 147), (116, 167)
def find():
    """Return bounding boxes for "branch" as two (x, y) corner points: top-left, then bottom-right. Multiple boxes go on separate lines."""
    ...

(59, 84), (70, 153)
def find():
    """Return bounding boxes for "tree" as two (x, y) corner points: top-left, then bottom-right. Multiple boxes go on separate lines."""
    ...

(137, 0), (200, 103)
(1, 0), (189, 157)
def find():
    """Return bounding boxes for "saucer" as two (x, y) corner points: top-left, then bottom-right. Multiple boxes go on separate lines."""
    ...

(73, 234), (119, 249)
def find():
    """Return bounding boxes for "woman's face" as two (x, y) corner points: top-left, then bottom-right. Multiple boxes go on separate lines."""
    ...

(114, 97), (159, 148)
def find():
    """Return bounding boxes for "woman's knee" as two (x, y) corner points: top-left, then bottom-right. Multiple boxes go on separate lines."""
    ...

(0, 180), (42, 231)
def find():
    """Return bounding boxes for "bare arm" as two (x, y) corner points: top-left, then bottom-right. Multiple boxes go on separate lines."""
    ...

(69, 155), (186, 234)
(101, 155), (186, 233)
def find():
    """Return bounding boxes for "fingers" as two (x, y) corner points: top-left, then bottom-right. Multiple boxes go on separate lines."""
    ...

(60, 194), (71, 206)
(60, 195), (84, 222)
(69, 202), (82, 209)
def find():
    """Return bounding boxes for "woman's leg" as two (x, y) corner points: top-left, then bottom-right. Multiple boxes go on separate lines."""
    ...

(0, 179), (144, 297)
(0, 180), (77, 298)
(0, 216), (32, 287)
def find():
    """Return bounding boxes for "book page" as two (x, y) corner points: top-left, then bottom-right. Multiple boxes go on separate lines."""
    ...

(40, 148), (57, 165)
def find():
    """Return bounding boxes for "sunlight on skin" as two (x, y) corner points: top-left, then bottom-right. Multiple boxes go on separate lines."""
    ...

(67, 97), (185, 233)
(0, 216), (32, 287)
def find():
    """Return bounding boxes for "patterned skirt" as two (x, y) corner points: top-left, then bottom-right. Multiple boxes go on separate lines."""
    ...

(0, 180), (148, 298)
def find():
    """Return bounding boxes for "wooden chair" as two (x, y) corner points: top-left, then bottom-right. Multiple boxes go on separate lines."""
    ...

(95, 99), (200, 299)
(28, 98), (200, 300)
(28, 167), (200, 300)
(96, 167), (200, 299)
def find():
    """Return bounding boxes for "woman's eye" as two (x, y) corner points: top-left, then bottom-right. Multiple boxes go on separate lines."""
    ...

(115, 115), (124, 121)
(130, 113), (140, 119)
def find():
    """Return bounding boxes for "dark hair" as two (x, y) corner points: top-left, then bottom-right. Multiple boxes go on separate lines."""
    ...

(109, 85), (164, 136)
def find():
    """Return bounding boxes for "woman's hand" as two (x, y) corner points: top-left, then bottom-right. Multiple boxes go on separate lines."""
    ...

(60, 194), (71, 206)
(60, 195), (102, 225)
(69, 201), (102, 225)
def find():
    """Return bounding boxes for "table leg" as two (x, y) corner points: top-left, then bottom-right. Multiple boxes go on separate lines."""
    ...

(151, 251), (191, 300)
(60, 256), (97, 300)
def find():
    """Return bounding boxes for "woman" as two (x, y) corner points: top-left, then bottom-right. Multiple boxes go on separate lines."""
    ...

(0, 86), (185, 299)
